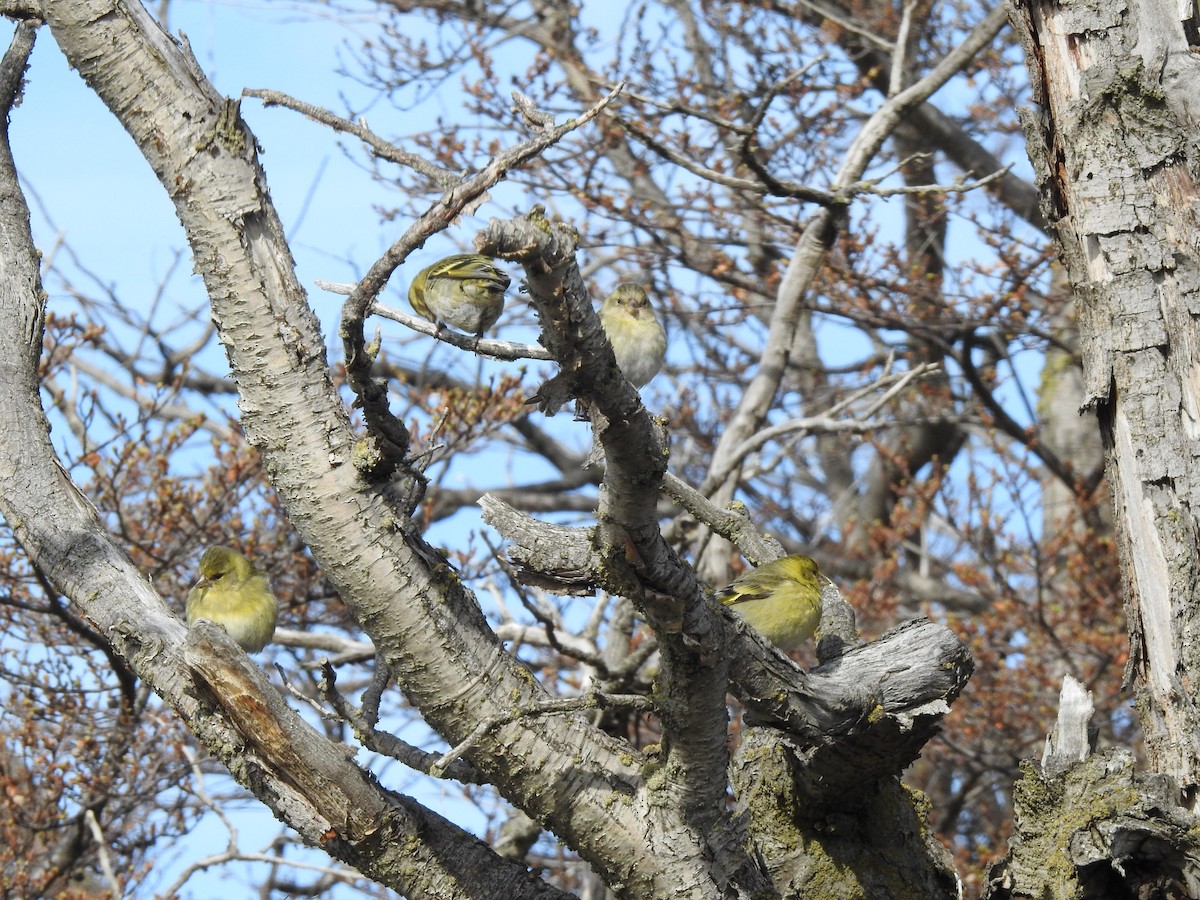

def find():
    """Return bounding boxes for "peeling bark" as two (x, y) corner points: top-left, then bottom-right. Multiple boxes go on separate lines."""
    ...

(1012, 0), (1200, 797)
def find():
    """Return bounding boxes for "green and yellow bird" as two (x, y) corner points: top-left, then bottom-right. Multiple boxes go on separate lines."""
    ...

(185, 546), (279, 652)
(716, 554), (823, 652)
(598, 283), (667, 388)
(408, 253), (510, 338)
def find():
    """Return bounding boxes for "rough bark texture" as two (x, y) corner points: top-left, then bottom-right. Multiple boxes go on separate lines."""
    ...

(734, 732), (961, 900)
(1004, 0), (1200, 892)
(14, 2), (715, 896)
(0, 28), (577, 900)
(1012, 0), (1200, 798)
(986, 679), (1200, 898)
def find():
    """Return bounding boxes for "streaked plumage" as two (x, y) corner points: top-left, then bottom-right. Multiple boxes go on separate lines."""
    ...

(185, 545), (278, 652)
(408, 253), (509, 337)
(717, 554), (822, 652)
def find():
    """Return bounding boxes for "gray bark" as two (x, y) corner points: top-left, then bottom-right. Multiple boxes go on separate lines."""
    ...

(999, 0), (1200, 892)
(986, 678), (1200, 898)
(5, 2), (696, 895)
(0, 16), (572, 899)
(1012, 0), (1200, 798)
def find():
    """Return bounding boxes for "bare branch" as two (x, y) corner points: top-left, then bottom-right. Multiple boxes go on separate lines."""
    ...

(244, 87), (456, 185)
(338, 85), (624, 481)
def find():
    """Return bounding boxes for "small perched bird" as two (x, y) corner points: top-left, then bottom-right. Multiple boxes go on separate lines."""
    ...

(716, 554), (823, 652)
(185, 546), (279, 652)
(408, 253), (510, 339)
(598, 283), (667, 388)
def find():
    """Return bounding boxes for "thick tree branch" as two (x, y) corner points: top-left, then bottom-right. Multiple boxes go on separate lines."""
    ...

(0, 22), (571, 896)
(27, 2), (743, 895)
(476, 211), (751, 871)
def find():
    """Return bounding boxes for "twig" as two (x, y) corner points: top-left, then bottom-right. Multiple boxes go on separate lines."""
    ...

(243, 87), (453, 185)
(483, 531), (608, 672)
(846, 166), (1014, 200)
(703, 363), (941, 494)
(361, 658), (392, 730)
(317, 661), (482, 784)
(370, 298), (553, 361)
(431, 690), (651, 776)
(275, 662), (342, 722)
(662, 473), (788, 566)
(620, 114), (837, 204)
(338, 86), (624, 479)
(792, 0), (894, 52)
(316, 278), (554, 362)
(161, 844), (361, 898)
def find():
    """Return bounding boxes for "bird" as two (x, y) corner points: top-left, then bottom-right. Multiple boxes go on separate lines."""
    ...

(407, 253), (509, 340)
(716, 554), (823, 652)
(597, 283), (667, 389)
(185, 545), (279, 652)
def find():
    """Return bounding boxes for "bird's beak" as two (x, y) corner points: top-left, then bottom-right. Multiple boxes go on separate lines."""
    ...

(193, 575), (212, 590)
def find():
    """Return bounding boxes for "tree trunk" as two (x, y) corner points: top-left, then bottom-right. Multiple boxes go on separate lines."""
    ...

(1012, 0), (1200, 802)
(997, 0), (1200, 892)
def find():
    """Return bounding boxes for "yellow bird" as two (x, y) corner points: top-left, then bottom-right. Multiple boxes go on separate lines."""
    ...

(185, 546), (278, 652)
(717, 555), (823, 652)
(598, 283), (667, 388)
(408, 253), (509, 338)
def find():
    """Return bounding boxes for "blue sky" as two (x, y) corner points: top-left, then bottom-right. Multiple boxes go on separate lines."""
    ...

(16, 3), (383, 326)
